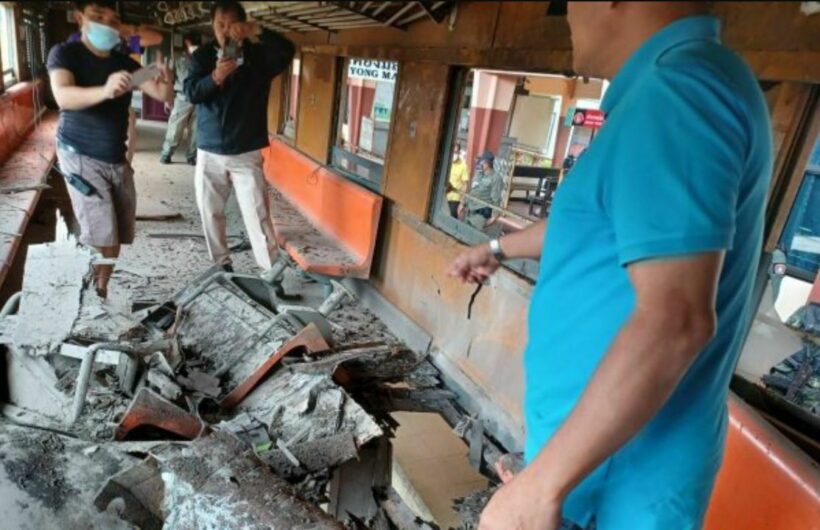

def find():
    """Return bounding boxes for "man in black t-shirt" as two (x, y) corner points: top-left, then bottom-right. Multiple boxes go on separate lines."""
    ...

(47, 0), (174, 298)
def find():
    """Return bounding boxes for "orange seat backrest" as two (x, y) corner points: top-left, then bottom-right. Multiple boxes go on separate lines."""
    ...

(263, 139), (382, 264)
(0, 82), (39, 166)
(704, 394), (820, 529)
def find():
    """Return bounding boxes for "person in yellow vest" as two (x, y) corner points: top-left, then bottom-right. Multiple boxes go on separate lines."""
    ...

(447, 142), (469, 218)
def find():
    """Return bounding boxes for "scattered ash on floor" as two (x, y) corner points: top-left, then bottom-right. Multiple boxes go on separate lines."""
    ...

(329, 302), (402, 345)
(0, 432), (78, 511)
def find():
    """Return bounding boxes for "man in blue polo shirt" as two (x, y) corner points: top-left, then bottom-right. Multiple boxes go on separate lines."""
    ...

(449, 3), (772, 529)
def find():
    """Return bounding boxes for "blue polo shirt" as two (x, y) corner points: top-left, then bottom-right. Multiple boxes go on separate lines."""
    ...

(523, 15), (771, 528)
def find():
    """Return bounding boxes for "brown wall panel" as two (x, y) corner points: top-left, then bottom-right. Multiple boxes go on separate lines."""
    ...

(267, 76), (285, 136)
(296, 52), (337, 163)
(372, 206), (532, 429)
(287, 30), (332, 47)
(492, 1), (572, 50)
(716, 2), (820, 52)
(382, 62), (450, 218)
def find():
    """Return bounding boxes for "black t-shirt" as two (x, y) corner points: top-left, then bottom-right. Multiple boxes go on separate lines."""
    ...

(47, 41), (140, 163)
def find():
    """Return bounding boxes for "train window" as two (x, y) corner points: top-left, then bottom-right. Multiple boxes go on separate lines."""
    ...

(281, 55), (300, 140)
(778, 132), (820, 280)
(430, 68), (607, 280)
(331, 57), (399, 191)
(0, 3), (18, 88)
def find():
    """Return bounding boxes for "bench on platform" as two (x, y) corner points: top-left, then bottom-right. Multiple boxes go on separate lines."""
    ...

(262, 138), (382, 281)
(0, 82), (57, 294)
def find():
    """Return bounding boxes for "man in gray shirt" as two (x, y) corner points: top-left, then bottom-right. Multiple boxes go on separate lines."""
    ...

(160, 32), (200, 165)
(464, 150), (504, 229)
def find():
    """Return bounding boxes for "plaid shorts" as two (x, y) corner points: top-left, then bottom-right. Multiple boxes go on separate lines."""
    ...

(57, 147), (137, 247)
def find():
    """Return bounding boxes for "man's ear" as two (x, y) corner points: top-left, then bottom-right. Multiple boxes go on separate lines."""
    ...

(73, 11), (83, 26)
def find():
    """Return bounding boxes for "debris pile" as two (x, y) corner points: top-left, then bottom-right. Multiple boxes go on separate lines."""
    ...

(0, 240), (508, 529)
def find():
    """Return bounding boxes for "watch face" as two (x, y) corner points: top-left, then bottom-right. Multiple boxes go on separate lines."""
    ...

(774, 263), (787, 275)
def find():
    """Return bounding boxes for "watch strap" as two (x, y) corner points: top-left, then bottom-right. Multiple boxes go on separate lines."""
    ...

(489, 238), (506, 261)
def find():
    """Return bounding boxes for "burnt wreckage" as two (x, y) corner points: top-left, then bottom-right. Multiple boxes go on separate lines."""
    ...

(0, 239), (509, 529)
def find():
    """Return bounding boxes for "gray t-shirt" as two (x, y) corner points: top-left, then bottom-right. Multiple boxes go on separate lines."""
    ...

(467, 167), (503, 209)
(172, 53), (192, 95)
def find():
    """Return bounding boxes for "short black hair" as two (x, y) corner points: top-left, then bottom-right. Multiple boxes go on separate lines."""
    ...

(74, 1), (117, 12)
(183, 31), (201, 46)
(210, 1), (247, 22)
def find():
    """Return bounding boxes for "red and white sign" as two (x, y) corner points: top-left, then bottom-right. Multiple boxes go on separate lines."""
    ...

(570, 108), (605, 129)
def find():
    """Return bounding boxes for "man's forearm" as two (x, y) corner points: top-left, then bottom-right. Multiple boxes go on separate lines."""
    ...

(53, 85), (108, 110)
(497, 219), (547, 259)
(143, 79), (174, 103)
(524, 310), (712, 502)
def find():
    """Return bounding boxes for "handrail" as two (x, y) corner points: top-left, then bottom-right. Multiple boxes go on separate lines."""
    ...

(462, 192), (535, 225)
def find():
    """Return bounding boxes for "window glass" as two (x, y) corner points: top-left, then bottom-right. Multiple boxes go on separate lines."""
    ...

(281, 56), (300, 140)
(0, 3), (18, 87)
(430, 68), (607, 280)
(778, 132), (820, 278)
(332, 57), (398, 190)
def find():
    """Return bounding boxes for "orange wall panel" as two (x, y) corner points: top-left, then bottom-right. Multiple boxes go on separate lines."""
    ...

(296, 53), (337, 163)
(704, 396), (820, 529)
(382, 62), (450, 219)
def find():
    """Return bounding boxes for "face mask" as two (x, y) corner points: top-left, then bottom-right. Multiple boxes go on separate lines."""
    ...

(85, 20), (120, 51)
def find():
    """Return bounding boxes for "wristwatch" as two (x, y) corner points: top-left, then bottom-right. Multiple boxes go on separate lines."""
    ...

(489, 238), (507, 261)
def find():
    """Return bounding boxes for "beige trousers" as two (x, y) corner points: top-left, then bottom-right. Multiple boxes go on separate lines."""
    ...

(194, 149), (277, 271)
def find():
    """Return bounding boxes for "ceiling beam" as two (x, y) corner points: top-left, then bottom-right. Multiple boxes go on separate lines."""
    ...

(399, 1), (450, 26)
(415, 1), (446, 23)
(258, 21), (296, 33)
(372, 2), (393, 16)
(384, 2), (416, 26)
(256, 15), (313, 31)
(304, 11), (370, 21)
(275, 4), (337, 16)
(261, 7), (334, 33)
(324, 1), (407, 30)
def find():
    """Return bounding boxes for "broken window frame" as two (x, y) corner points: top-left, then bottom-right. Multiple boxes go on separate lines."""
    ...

(429, 67), (541, 282)
(330, 56), (400, 193)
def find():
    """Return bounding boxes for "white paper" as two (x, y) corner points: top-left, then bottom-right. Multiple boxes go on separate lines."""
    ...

(130, 64), (159, 89)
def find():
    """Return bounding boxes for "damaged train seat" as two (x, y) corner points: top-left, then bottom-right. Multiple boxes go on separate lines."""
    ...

(0, 81), (58, 299)
(261, 138), (383, 310)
